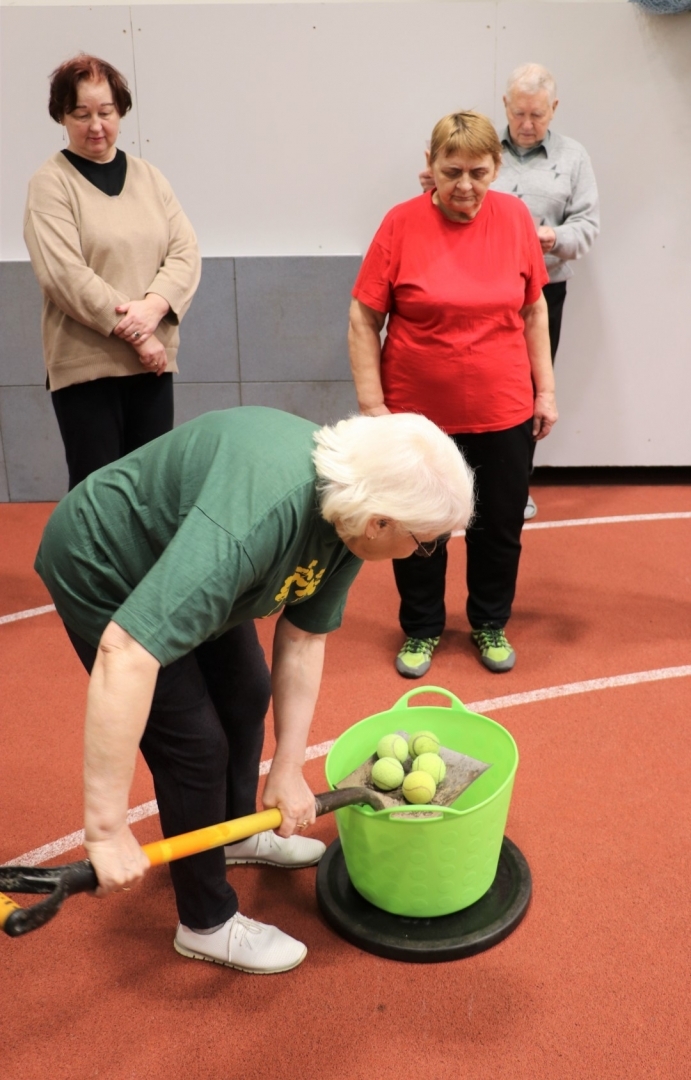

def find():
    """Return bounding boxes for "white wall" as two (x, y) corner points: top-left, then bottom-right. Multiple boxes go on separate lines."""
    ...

(1, 3), (690, 465)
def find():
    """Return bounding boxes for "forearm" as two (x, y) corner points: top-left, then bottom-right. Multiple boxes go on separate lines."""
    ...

(552, 161), (600, 261)
(84, 623), (160, 841)
(24, 212), (128, 336)
(146, 207), (201, 324)
(143, 292), (170, 321)
(522, 297), (554, 395)
(270, 615), (326, 766)
(552, 214), (599, 261)
(348, 300), (387, 413)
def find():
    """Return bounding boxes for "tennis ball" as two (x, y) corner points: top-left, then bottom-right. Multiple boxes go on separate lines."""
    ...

(408, 730), (440, 757)
(413, 752), (447, 784)
(402, 770), (437, 805)
(371, 756), (405, 791)
(376, 734), (409, 764)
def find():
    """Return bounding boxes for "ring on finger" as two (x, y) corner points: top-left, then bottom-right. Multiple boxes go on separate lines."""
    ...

(132, 331), (141, 339)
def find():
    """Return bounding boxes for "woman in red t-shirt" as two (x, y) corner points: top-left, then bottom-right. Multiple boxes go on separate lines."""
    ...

(349, 111), (558, 675)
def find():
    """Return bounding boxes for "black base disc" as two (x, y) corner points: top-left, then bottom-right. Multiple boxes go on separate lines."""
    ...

(315, 836), (531, 963)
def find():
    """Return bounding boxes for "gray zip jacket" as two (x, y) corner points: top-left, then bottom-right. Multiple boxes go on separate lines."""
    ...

(492, 128), (600, 283)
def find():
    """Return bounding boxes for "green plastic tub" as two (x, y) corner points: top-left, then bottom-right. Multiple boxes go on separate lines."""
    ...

(324, 686), (519, 917)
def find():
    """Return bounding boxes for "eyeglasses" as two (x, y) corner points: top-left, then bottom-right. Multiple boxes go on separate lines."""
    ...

(410, 532), (452, 558)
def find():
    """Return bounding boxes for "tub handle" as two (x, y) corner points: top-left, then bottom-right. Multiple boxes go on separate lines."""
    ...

(391, 685), (468, 713)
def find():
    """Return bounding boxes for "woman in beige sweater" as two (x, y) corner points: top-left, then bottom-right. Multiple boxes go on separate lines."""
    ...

(24, 54), (201, 489)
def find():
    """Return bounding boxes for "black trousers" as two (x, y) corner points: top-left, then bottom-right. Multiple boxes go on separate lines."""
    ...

(51, 372), (174, 490)
(393, 419), (533, 636)
(543, 281), (567, 364)
(528, 282), (567, 476)
(66, 622), (272, 929)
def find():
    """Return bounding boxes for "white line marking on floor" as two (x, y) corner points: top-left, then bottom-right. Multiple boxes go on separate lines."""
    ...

(524, 511), (691, 531)
(0, 604), (56, 626)
(6, 665), (690, 869)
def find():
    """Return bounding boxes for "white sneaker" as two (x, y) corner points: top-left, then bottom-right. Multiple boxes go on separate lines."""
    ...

(225, 830), (325, 868)
(174, 912), (307, 974)
(524, 495), (538, 520)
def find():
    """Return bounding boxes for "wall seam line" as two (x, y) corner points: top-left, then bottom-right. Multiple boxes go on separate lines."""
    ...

(232, 258), (243, 404)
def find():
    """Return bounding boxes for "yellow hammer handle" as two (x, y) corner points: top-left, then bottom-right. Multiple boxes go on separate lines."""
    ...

(141, 807), (283, 868)
(0, 892), (21, 930)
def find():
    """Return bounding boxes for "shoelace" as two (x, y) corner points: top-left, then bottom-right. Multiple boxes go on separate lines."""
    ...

(402, 637), (437, 658)
(231, 913), (264, 950)
(475, 628), (509, 650)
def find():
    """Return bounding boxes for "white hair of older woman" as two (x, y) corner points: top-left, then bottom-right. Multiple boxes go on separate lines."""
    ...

(506, 63), (557, 104)
(313, 412), (475, 540)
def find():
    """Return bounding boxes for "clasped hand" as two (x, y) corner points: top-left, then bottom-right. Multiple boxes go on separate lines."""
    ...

(113, 295), (170, 345)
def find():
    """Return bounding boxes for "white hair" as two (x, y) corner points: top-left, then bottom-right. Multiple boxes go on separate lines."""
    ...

(506, 63), (557, 104)
(313, 413), (475, 540)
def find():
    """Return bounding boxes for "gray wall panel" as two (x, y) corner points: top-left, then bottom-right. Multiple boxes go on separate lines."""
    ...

(174, 382), (241, 427)
(0, 263), (45, 386)
(0, 252), (369, 499)
(235, 256), (361, 382)
(175, 258), (239, 383)
(242, 381), (358, 426)
(0, 386), (67, 501)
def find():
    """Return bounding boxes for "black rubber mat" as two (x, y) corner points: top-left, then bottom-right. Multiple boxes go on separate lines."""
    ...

(316, 836), (532, 962)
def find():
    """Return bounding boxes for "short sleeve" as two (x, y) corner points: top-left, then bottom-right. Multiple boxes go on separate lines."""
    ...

(282, 555), (363, 634)
(352, 212), (396, 314)
(112, 508), (255, 665)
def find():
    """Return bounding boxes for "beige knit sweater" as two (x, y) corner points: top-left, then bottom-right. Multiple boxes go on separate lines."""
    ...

(24, 152), (201, 391)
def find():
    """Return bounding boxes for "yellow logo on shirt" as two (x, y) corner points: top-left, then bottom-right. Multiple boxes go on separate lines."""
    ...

(274, 560), (325, 604)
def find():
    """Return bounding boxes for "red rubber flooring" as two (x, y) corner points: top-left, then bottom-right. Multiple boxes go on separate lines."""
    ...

(1, 486), (690, 1080)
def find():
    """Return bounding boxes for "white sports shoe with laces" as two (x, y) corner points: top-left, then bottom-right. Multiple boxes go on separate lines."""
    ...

(225, 829), (325, 868)
(174, 912), (307, 973)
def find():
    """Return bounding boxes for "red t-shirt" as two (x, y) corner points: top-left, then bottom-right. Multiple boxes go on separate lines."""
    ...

(352, 190), (548, 434)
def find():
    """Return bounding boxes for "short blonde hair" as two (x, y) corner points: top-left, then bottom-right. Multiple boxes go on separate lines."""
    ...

(313, 413), (475, 540)
(429, 111), (503, 169)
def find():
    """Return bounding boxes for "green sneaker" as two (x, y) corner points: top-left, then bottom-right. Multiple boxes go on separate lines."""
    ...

(471, 627), (516, 673)
(395, 636), (440, 678)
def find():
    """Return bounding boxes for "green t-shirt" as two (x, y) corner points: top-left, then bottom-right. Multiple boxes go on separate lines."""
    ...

(35, 407), (363, 665)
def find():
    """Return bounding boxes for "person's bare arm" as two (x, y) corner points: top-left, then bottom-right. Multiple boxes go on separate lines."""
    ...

(520, 294), (558, 440)
(348, 299), (390, 416)
(261, 615), (327, 837)
(83, 622), (160, 895)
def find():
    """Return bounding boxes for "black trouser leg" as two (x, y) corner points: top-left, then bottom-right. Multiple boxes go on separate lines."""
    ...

(64, 621), (271, 930)
(542, 281), (568, 363)
(393, 543), (448, 639)
(456, 422), (532, 629)
(194, 626), (270, 822)
(51, 373), (173, 489)
(530, 282), (567, 474)
(121, 372), (174, 456)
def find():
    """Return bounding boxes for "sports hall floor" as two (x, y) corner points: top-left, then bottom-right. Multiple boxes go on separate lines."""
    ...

(1, 482), (690, 1080)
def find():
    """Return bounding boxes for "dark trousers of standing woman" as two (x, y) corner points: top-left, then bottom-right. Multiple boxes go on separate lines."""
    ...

(529, 281), (567, 474)
(51, 372), (174, 490)
(543, 281), (567, 363)
(66, 621), (272, 931)
(393, 419), (533, 637)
